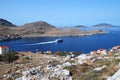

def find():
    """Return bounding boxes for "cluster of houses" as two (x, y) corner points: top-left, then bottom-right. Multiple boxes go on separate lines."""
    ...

(0, 45), (120, 56)
(0, 34), (22, 42)
(36, 46), (120, 56)
(90, 46), (120, 56)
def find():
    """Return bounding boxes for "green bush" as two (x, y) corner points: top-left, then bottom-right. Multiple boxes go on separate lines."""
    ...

(55, 52), (81, 57)
(0, 52), (19, 63)
(0, 55), (3, 61)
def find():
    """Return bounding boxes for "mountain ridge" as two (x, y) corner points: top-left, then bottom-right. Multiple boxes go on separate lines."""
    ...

(0, 18), (16, 27)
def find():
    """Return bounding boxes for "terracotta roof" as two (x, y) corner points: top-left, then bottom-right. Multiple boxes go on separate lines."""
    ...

(0, 46), (8, 48)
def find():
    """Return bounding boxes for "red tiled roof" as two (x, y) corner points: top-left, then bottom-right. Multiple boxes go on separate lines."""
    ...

(0, 46), (8, 48)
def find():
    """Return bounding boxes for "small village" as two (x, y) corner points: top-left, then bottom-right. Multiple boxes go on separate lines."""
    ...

(0, 45), (120, 80)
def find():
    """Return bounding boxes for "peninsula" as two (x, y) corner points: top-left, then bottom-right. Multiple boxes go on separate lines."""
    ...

(0, 19), (106, 39)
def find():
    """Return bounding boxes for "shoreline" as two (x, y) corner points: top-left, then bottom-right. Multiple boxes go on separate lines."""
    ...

(0, 31), (107, 40)
(22, 31), (108, 38)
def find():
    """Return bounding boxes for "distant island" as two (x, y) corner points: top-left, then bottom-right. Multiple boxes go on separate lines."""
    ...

(71, 25), (87, 28)
(0, 19), (107, 40)
(93, 23), (113, 27)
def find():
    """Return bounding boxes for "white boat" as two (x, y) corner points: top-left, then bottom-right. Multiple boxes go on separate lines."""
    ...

(55, 39), (63, 43)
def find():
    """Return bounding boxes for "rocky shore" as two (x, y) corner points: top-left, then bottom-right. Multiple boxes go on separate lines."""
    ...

(39, 28), (107, 37)
(9, 27), (107, 38)
(0, 46), (120, 80)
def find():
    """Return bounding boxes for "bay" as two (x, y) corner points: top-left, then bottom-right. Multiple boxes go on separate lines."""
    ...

(0, 27), (120, 53)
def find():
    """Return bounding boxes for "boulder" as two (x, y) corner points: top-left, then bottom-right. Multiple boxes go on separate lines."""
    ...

(63, 62), (72, 67)
(93, 65), (107, 72)
(107, 69), (120, 80)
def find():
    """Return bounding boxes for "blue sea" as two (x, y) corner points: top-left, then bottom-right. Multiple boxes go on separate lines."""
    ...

(0, 27), (120, 53)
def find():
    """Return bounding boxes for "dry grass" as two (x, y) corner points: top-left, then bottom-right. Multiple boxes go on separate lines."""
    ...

(0, 51), (120, 80)
(0, 52), (62, 79)
(64, 53), (120, 80)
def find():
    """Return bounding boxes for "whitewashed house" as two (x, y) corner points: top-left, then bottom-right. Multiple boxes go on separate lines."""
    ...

(0, 46), (9, 54)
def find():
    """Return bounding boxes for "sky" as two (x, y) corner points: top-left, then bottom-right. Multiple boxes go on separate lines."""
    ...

(0, 0), (120, 27)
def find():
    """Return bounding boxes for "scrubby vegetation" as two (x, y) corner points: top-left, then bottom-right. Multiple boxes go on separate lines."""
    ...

(55, 51), (81, 57)
(0, 48), (120, 80)
(63, 58), (120, 80)
(0, 51), (19, 63)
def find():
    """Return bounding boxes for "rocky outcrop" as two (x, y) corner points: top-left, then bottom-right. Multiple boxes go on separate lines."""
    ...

(107, 69), (120, 80)
(2, 45), (120, 80)
(15, 64), (72, 80)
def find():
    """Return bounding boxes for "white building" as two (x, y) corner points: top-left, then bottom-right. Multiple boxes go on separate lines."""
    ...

(0, 46), (9, 54)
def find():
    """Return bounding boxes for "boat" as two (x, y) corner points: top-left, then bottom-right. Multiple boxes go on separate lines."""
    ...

(55, 39), (63, 43)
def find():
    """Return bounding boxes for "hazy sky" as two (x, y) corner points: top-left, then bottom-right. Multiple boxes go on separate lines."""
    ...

(0, 0), (120, 27)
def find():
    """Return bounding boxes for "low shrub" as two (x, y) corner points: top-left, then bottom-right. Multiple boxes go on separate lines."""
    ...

(55, 51), (81, 57)
(0, 52), (19, 63)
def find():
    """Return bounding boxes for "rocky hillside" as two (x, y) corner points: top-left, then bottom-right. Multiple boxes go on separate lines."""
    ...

(0, 19), (16, 27)
(23, 21), (56, 29)
(0, 19), (107, 37)
(0, 27), (12, 36)
(0, 19), (17, 36)
(9, 21), (58, 37)
(1, 45), (120, 80)
(21, 21), (58, 36)
(0, 19), (58, 37)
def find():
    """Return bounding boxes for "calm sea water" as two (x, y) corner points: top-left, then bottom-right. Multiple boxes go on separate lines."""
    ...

(0, 27), (120, 53)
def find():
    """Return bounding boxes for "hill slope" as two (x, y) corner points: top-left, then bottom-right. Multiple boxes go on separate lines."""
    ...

(0, 19), (16, 27)
(0, 19), (107, 37)
(11, 21), (58, 37)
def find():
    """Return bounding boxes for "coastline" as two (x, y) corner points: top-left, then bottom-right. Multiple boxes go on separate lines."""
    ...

(22, 30), (108, 38)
